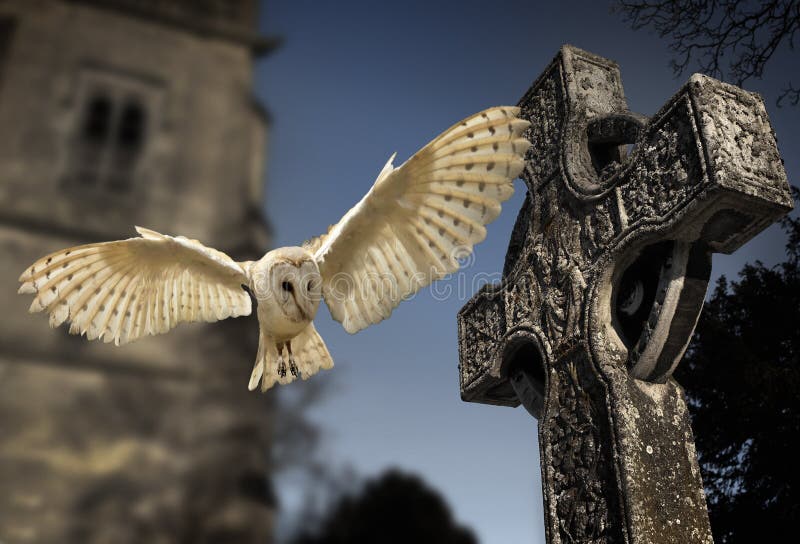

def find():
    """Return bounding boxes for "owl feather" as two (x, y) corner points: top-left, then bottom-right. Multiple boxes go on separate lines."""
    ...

(18, 106), (531, 390)
(18, 227), (250, 346)
(314, 106), (530, 333)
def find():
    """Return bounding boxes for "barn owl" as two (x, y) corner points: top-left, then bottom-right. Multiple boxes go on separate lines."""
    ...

(18, 107), (531, 391)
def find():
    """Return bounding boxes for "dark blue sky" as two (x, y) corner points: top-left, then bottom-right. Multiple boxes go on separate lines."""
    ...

(254, 1), (798, 542)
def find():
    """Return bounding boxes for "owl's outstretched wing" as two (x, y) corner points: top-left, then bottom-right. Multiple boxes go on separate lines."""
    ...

(18, 226), (251, 345)
(314, 106), (530, 333)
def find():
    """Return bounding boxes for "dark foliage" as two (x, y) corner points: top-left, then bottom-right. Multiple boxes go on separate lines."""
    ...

(615, 0), (800, 106)
(288, 469), (477, 544)
(674, 188), (800, 542)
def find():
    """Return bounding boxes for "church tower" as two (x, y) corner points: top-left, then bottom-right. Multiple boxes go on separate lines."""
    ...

(0, 1), (277, 542)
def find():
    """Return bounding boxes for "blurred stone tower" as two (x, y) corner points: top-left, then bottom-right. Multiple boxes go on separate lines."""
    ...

(0, 1), (277, 542)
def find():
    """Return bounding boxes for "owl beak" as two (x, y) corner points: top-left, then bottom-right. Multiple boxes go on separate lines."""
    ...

(296, 291), (318, 321)
(291, 292), (310, 321)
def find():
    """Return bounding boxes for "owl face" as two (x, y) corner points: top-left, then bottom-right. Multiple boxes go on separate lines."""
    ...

(252, 247), (322, 323)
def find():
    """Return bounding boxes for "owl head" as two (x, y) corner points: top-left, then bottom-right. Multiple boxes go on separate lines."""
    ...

(251, 246), (322, 322)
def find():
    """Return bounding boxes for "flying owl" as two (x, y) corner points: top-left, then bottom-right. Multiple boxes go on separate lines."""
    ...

(18, 107), (531, 391)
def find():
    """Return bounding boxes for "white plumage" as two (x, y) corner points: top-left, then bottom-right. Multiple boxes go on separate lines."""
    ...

(18, 226), (251, 345)
(19, 106), (531, 391)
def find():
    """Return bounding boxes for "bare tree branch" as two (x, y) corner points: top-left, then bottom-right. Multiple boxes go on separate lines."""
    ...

(614, 0), (800, 106)
(778, 83), (800, 106)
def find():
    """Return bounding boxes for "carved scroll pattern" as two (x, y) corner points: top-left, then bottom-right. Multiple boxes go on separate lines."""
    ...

(619, 95), (706, 226)
(694, 80), (791, 206)
(544, 356), (622, 544)
(525, 182), (589, 350)
(519, 64), (566, 189)
(458, 288), (506, 390)
(505, 270), (539, 329)
(579, 199), (618, 261)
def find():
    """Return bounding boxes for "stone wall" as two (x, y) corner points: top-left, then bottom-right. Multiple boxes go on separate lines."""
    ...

(0, 1), (275, 542)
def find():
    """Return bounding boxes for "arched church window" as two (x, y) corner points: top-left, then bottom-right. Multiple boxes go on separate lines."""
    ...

(107, 100), (146, 192)
(118, 102), (145, 148)
(72, 93), (112, 188)
(82, 94), (112, 142)
(66, 91), (149, 193)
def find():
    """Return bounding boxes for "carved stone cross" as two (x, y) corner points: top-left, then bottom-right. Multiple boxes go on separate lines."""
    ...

(457, 45), (792, 543)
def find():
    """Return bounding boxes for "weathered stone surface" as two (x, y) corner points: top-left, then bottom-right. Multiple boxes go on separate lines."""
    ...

(457, 45), (792, 543)
(0, 1), (275, 542)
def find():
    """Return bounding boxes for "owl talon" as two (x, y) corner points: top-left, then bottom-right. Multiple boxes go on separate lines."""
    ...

(277, 356), (287, 378)
(286, 341), (298, 377)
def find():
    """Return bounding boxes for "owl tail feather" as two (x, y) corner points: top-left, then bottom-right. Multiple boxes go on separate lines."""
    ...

(248, 322), (334, 392)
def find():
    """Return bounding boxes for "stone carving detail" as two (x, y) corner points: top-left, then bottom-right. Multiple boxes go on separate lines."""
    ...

(618, 96), (705, 227)
(458, 286), (505, 392)
(505, 270), (539, 329)
(545, 357), (617, 543)
(570, 55), (627, 118)
(520, 66), (566, 187)
(580, 199), (617, 260)
(503, 194), (534, 278)
(692, 76), (792, 205)
(457, 45), (792, 543)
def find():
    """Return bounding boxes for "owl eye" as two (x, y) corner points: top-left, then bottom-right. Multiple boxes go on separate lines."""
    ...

(306, 279), (316, 291)
(281, 281), (293, 293)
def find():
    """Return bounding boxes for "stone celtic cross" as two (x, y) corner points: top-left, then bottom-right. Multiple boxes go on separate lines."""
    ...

(457, 46), (792, 543)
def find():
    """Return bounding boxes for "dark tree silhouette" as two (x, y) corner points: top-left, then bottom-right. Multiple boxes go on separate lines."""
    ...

(288, 469), (477, 544)
(615, 0), (800, 106)
(674, 189), (800, 542)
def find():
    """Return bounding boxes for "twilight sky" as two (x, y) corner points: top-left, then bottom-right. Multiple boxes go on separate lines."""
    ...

(253, 1), (799, 542)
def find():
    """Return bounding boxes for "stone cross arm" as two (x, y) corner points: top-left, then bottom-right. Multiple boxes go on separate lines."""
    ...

(457, 45), (792, 543)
